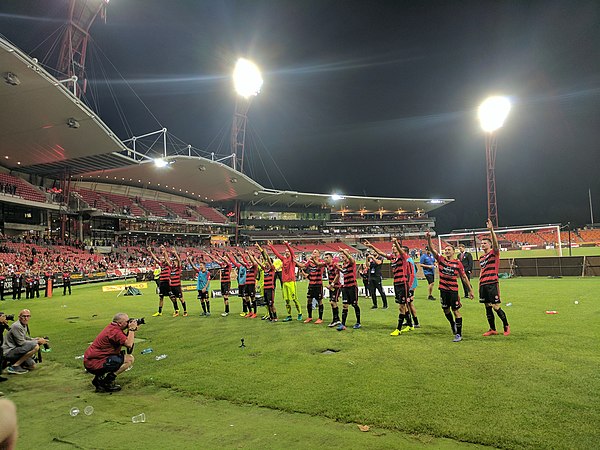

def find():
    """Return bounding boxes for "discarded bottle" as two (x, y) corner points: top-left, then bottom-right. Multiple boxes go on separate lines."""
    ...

(74, 355), (84, 360)
(140, 348), (153, 354)
(132, 413), (146, 423)
(545, 311), (558, 314)
(84, 406), (94, 416)
(155, 354), (167, 361)
(505, 303), (512, 307)
(69, 407), (80, 417)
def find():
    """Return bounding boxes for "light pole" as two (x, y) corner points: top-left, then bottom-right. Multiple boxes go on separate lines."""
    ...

(478, 96), (511, 228)
(231, 58), (263, 174)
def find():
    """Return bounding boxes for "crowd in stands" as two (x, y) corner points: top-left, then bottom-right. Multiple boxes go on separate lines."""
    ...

(0, 182), (17, 196)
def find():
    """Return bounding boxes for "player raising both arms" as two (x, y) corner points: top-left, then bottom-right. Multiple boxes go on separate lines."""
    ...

(148, 245), (174, 317)
(216, 255), (232, 316)
(323, 252), (341, 327)
(296, 249), (327, 324)
(336, 247), (361, 331)
(479, 219), (510, 336)
(426, 232), (474, 342)
(168, 248), (187, 317)
(188, 254), (211, 316)
(268, 241), (302, 322)
(252, 244), (278, 322)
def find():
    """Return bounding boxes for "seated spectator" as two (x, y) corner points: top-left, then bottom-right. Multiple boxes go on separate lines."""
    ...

(83, 313), (136, 393)
(1, 309), (48, 375)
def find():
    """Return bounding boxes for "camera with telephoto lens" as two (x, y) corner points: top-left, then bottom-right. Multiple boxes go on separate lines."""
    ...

(0, 312), (15, 321)
(128, 317), (145, 326)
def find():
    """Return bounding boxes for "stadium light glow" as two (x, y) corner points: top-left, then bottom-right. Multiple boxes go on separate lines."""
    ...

(154, 158), (168, 168)
(478, 96), (512, 132)
(233, 58), (263, 98)
(331, 194), (345, 201)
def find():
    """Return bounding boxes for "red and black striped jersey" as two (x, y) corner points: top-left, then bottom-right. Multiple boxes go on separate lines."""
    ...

(244, 263), (257, 285)
(340, 260), (356, 287)
(169, 266), (182, 287)
(479, 249), (500, 285)
(436, 255), (464, 292)
(306, 259), (325, 285)
(220, 263), (231, 283)
(263, 264), (275, 290)
(327, 263), (341, 288)
(159, 262), (170, 282)
(387, 253), (409, 284)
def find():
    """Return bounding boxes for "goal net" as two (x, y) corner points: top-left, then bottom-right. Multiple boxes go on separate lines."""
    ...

(437, 224), (563, 256)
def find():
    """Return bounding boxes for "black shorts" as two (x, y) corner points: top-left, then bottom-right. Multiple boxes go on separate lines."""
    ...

(425, 273), (435, 284)
(103, 354), (124, 372)
(440, 290), (462, 310)
(341, 286), (358, 305)
(197, 290), (209, 300)
(244, 284), (256, 299)
(329, 287), (341, 303)
(264, 288), (274, 306)
(479, 283), (501, 304)
(238, 284), (245, 297)
(394, 283), (409, 305)
(169, 285), (183, 299)
(159, 281), (171, 297)
(307, 285), (323, 301)
(221, 282), (230, 296)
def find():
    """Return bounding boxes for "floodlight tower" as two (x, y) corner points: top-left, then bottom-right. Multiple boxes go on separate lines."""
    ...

(478, 96), (512, 228)
(231, 58), (263, 174)
(57, 0), (109, 98)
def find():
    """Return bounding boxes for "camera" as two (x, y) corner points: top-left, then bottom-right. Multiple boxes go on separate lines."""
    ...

(42, 336), (51, 351)
(129, 317), (145, 326)
(0, 312), (15, 321)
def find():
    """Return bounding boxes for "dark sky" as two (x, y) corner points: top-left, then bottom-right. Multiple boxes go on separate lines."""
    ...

(1, 0), (599, 232)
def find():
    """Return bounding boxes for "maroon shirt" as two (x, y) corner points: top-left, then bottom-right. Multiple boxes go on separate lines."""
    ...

(84, 322), (127, 371)
(436, 255), (465, 292)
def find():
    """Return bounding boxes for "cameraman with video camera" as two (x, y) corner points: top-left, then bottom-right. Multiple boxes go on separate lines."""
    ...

(83, 313), (140, 392)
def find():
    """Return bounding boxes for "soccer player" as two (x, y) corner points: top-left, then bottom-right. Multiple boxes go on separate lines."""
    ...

(216, 255), (232, 316)
(148, 245), (174, 317)
(268, 241), (302, 322)
(252, 244), (278, 321)
(228, 251), (254, 317)
(404, 246), (420, 328)
(364, 239), (411, 336)
(426, 233), (474, 342)
(168, 248), (187, 317)
(189, 255), (211, 316)
(336, 248), (361, 331)
(297, 249), (327, 324)
(323, 253), (341, 327)
(479, 219), (510, 336)
(419, 249), (436, 300)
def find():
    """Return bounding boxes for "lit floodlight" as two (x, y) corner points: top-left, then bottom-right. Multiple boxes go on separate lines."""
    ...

(154, 158), (168, 168)
(233, 58), (263, 98)
(331, 194), (344, 201)
(478, 96), (512, 132)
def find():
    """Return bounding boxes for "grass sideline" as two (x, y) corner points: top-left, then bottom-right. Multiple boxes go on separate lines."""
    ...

(1, 276), (598, 449)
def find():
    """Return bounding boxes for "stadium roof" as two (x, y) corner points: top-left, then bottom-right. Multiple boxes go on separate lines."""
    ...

(0, 36), (453, 214)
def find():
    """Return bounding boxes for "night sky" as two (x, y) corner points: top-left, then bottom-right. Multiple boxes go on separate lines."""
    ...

(1, 1), (599, 232)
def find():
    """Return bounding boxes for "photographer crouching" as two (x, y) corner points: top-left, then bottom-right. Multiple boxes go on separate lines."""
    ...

(83, 313), (141, 393)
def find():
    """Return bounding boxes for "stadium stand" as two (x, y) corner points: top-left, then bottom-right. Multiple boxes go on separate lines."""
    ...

(0, 173), (46, 203)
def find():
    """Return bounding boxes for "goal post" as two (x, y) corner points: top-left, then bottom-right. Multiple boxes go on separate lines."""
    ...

(437, 224), (563, 257)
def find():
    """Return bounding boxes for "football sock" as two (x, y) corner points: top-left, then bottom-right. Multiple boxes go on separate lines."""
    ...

(405, 313), (413, 327)
(495, 308), (508, 327)
(353, 304), (361, 324)
(397, 313), (405, 330)
(252, 300), (257, 314)
(158, 306), (162, 313)
(307, 302), (313, 318)
(225, 302), (230, 313)
(342, 309), (348, 326)
(444, 311), (455, 332)
(455, 317), (463, 335)
(412, 314), (419, 326)
(201, 302), (207, 313)
(318, 304), (324, 320)
(206, 301), (210, 313)
(181, 301), (187, 313)
(485, 306), (496, 330)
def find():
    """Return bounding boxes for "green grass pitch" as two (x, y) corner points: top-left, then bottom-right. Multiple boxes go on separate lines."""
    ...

(1, 276), (598, 449)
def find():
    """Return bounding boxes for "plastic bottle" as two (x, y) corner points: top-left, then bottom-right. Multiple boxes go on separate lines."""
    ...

(74, 355), (84, 359)
(140, 348), (153, 354)
(84, 406), (94, 416)
(545, 311), (558, 314)
(505, 303), (512, 307)
(155, 354), (167, 361)
(69, 407), (80, 417)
